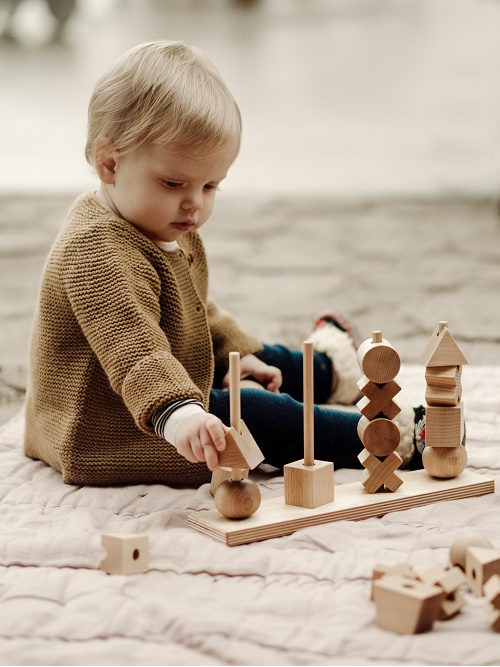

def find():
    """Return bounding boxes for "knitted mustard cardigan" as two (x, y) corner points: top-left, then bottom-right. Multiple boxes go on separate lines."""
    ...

(24, 193), (263, 486)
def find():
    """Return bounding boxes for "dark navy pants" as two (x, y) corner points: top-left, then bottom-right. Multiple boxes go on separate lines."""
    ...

(209, 344), (363, 470)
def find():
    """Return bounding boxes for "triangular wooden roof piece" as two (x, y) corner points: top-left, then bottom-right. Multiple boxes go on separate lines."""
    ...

(420, 321), (469, 367)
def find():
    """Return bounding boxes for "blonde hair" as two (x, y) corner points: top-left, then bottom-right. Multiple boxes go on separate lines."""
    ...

(85, 40), (241, 165)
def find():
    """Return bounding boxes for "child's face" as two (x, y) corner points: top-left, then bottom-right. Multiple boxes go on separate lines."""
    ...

(99, 141), (237, 243)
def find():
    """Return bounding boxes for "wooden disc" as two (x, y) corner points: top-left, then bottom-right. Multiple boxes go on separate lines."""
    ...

(213, 479), (261, 519)
(357, 338), (400, 383)
(357, 417), (400, 456)
(423, 446), (467, 479)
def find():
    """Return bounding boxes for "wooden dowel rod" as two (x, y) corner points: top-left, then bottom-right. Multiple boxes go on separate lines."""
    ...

(372, 330), (382, 343)
(229, 352), (241, 431)
(303, 341), (314, 466)
(229, 352), (242, 481)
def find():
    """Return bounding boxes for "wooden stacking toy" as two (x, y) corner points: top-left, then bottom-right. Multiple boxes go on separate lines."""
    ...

(356, 331), (403, 493)
(212, 352), (264, 519)
(420, 321), (468, 478)
(283, 340), (334, 509)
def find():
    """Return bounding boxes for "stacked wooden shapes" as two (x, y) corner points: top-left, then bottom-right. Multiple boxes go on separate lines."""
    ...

(212, 352), (264, 519)
(100, 534), (149, 575)
(420, 321), (468, 478)
(356, 331), (403, 493)
(284, 341), (334, 508)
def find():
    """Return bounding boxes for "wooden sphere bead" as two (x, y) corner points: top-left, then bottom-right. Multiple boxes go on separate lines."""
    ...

(357, 334), (400, 384)
(450, 531), (493, 570)
(423, 446), (467, 479)
(357, 417), (400, 456)
(214, 479), (261, 519)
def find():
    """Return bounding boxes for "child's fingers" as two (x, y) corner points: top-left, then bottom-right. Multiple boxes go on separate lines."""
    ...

(205, 415), (228, 452)
(202, 442), (219, 471)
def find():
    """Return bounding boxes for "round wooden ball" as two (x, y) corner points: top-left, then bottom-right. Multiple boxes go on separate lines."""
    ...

(450, 531), (493, 570)
(214, 479), (262, 519)
(422, 446), (467, 479)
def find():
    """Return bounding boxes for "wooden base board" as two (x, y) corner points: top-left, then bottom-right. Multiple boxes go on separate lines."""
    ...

(188, 469), (494, 547)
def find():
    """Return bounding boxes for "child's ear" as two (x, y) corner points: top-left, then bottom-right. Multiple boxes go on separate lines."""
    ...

(94, 137), (117, 184)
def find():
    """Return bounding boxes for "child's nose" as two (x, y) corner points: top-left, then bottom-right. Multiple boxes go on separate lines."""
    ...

(181, 189), (203, 211)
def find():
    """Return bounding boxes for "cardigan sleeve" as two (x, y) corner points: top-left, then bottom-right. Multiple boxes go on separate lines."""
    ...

(60, 229), (205, 433)
(207, 298), (263, 373)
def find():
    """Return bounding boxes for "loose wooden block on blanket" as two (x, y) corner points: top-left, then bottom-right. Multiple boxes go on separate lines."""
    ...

(189, 469), (494, 546)
(373, 575), (444, 634)
(100, 533), (149, 575)
(465, 546), (500, 596)
(371, 562), (416, 600)
(450, 531), (494, 570)
(484, 574), (500, 608)
(417, 564), (466, 620)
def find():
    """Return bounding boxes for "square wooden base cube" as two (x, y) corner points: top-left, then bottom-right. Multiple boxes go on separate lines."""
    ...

(284, 459), (334, 508)
(100, 533), (149, 575)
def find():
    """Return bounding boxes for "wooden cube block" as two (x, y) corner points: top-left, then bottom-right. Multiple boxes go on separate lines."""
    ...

(484, 574), (500, 608)
(210, 467), (249, 496)
(373, 575), (444, 634)
(284, 459), (334, 508)
(439, 590), (465, 620)
(425, 402), (464, 448)
(425, 385), (461, 407)
(425, 365), (462, 391)
(465, 546), (500, 596)
(371, 562), (416, 600)
(100, 533), (149, 575)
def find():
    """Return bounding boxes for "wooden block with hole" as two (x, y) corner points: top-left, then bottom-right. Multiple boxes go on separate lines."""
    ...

(371, 562), (417, 600)
(373, 575), (444, 634)
(417, 564), (466, 619)
(100, 533), (149, 575)
(284, 459), (334, 509)
(465, 546), (500, 596)
(425, 402), (464, 448)
(218, 420), (264, 469)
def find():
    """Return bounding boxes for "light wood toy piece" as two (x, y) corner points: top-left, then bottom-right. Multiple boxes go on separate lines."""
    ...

(422, 446), (467, 479)
(465, 546), (500, 597)
(213, 352), (263, 519)
(188, 468), (493, 546)
(373, 574), (444, 634)
(484, 575), (500, 632)
(425, 403), (464, 448)
(417, 564), (466, 620)
(100, 533), (149, 575)
(420, 321), (469, 368)
(450, 530), (494, 570)
(371, 562), (416, 600)
(356, 331), (403, 493)
(283, 341), (334, 509)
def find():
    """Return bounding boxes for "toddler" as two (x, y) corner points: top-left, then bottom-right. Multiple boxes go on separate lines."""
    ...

(24, 41), (422, 486)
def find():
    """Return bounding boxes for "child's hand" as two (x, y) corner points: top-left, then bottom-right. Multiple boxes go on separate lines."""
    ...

(223, 354), (282, 393)
(174, 413), (228, 471)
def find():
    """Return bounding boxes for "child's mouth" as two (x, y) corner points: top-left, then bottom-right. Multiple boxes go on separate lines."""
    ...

(171, 221), (195, 231)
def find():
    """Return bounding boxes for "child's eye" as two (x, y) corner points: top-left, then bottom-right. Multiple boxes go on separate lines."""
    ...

(204, 184), (220, 192)
(163, 180), (182, 189)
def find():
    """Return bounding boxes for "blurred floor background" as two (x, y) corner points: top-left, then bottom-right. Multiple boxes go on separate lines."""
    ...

(2, 0), (500, 197)
(1, 0), (500, 423)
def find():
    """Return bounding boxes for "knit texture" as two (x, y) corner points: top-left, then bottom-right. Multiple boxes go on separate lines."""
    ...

(24, 193), (262, 486)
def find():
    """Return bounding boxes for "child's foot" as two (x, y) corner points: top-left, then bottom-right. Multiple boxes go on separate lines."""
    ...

(309, 312), (361, 405)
